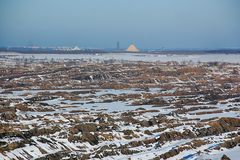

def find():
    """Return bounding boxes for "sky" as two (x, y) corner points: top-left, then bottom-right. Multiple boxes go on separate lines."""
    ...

(0, 0), (240, 49)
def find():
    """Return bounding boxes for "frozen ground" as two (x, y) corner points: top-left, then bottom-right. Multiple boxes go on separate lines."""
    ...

(1, 52), (240, 63)
(0, 55), (239, 160)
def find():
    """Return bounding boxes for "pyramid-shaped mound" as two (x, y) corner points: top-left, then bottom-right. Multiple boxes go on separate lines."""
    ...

(126, 44), (140, 52)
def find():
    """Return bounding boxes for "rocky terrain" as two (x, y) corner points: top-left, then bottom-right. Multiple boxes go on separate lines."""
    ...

(0, 55), (239, 160)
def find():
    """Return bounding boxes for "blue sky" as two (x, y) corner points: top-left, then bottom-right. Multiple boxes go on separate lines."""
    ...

(0, 0), (240, 49)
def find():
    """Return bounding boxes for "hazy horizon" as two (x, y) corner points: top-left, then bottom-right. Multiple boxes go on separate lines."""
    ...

(0, 0), (240, 49)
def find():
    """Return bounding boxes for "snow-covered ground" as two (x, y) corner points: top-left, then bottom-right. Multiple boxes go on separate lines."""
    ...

(0, 57), (239, 160)
(1, 52), (240, 63)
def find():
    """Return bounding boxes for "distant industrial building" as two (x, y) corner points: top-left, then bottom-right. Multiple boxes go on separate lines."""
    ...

(117, 41), (120, 50)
